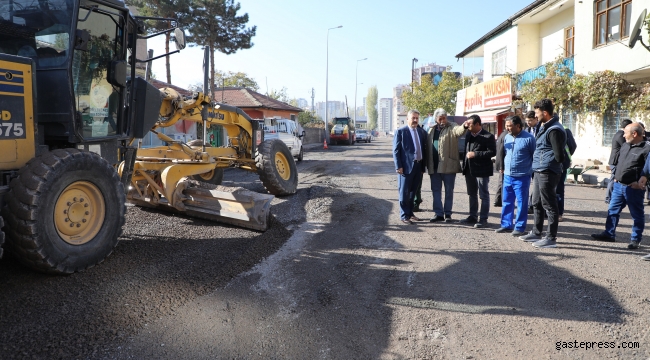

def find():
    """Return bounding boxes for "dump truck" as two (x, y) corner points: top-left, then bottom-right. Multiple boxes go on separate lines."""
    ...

(0, 0), (297, 274)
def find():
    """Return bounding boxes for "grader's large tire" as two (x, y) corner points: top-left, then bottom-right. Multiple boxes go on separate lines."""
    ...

(1, 149), (125, 274)
(192, 168), (224, 185)
(255, 139), (298, 196)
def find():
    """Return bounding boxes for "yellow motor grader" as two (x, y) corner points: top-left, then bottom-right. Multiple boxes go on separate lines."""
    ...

(123, 85), (298, 232)
(0, 0), (297, 274)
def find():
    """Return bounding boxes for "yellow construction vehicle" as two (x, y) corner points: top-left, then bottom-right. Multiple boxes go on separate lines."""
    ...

(122, 84), (298, 231)
(0, 0), (297, 274)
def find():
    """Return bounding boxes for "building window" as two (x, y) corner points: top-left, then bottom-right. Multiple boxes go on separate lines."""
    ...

(602, 109), (629, 146)
(561, 109), (577, 134)
(491, 47), (507, 75)
(595, 0), (633, 47)
(565, 26), (575, 57)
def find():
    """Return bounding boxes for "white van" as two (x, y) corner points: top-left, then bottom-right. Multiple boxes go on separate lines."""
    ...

(263, 118), (305, 161)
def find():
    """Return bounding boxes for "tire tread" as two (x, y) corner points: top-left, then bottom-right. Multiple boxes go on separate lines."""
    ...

(1, 149), (126, 274)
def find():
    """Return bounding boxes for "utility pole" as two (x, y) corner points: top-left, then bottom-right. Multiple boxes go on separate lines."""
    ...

(311, 88), (315, 112)
(145, 49), (154, 81)
(411, 58), (418, 88)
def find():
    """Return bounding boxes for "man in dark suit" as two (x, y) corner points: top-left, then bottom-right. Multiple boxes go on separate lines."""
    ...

(460, 114), (497, 228)
(393, 109), (427, 225)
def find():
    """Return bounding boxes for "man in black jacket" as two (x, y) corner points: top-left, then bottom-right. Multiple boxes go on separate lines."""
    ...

(605, 119), (633, 204)
(520, 99), (567, 248)
(460, 114), (496, 228)
(493, 120), (511, 208)
(556, 126), (577, 221)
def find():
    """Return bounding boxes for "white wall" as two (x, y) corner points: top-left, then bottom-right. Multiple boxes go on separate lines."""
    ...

(574, 0), (650, 75)
(539, 6), (574, 64)
(517, 24), (540, 72)
(483, 27), (519, 81)
(571, 114), (612, 164)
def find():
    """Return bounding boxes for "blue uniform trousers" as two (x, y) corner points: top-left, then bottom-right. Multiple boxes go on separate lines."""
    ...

(500, 175), (531, 231)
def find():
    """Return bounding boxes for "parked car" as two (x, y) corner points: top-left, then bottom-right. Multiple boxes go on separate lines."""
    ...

(263, 118), (305, 161)
(356, 129), (372, 143)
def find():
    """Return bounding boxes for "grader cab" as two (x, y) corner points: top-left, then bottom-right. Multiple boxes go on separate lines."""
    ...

(0, 0), (298, 274)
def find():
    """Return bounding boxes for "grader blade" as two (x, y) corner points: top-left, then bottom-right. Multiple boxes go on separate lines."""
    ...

(128, 181), (274, 231)
(181, 185), (274, 231)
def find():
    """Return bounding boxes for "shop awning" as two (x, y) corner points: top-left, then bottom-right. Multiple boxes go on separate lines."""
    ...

(465, 108), (511, 123)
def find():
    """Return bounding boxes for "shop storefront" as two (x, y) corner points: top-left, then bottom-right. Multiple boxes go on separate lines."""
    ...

(456, 76), (514, 137)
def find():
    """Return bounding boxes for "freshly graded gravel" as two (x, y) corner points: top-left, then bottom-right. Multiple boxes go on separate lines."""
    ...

(1, 138), (649, 359)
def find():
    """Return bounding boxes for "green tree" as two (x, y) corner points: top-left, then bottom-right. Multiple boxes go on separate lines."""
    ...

(298, 111), (321, 126)
(126, 0), (191, 84)
(268, 87), (290, 103)
(518, 57), (573, 110)
(186, 0), (257, 94)
(401, 72), (466, 115)
(213, 70), (259, 90)
(366, 86), (378, 129)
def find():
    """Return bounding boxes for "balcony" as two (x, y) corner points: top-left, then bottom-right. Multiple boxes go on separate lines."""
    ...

(516, 57), (574, 92)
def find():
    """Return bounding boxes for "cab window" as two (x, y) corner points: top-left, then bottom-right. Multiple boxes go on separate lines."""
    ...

(72, 1), (125, 138)
(0, 0), (74, 68)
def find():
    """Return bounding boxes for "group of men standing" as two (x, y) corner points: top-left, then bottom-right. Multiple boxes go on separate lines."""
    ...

(393, 98), (650, 254)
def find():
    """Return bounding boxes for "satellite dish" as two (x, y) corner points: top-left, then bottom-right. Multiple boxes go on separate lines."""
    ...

(628, 9), (647, 49)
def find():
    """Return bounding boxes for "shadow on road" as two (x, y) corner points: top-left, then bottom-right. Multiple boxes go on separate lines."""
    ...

(133, 172), (626, 359)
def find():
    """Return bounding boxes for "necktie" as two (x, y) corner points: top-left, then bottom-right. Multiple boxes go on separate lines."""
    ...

(413, 129), (422, 161)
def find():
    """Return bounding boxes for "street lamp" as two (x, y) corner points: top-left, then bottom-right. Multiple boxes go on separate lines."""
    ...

(411, 58), (419, 85)
(354, 58), (367, 125)
(325, 25), (342, 144)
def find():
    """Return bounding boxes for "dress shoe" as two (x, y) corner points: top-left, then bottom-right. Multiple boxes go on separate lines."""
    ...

(628, 240), (641, 249)
(401, 219), (413, 225)
(474, 220), (488, 228)
(410, 215), (421, 222)
(591, 232), (616, 242)
(460, 216), (477, 225)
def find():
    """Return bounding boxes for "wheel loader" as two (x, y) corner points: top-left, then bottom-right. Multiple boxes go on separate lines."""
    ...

(0, 0), (298, 274)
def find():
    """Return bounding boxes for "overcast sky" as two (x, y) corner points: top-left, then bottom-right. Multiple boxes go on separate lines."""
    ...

(148, 0), (533, 104)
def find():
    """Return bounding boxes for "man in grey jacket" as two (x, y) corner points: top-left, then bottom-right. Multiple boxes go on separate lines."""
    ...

(426, 108), (470, 223)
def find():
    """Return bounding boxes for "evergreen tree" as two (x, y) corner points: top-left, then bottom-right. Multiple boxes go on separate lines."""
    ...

(186, 0), (257, 94)
(126, 0), (191, 84)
